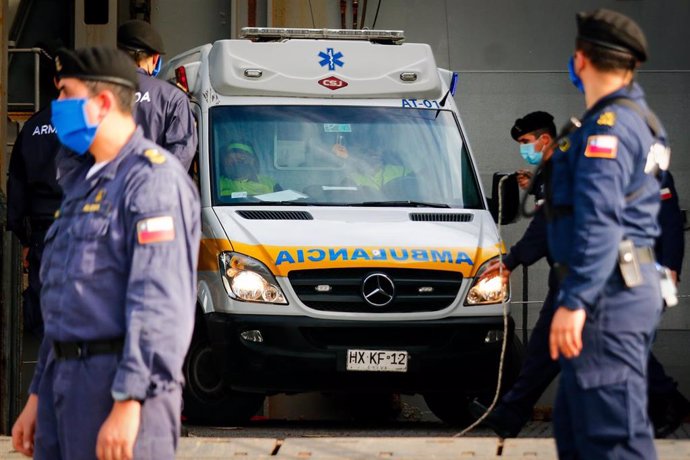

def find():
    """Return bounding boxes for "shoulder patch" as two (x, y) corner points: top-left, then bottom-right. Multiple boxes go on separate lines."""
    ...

(660, 187), (673, 200)
(137, 216), (175, 244)
(559, 138), (571, 152)
(143, 149), (166, 165)
(584, 135), (618, 159)
(597, 111), (616, 127)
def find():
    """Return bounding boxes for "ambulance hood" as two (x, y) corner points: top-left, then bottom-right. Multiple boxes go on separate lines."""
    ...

(212, 207), (501, 277)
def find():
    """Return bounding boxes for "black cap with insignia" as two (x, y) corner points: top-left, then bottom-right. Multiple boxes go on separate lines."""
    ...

(577, 9), (648, 62)
(55, 46), (138, 90)
(117, 20), (166, 54)
(511, 111), (556, 141)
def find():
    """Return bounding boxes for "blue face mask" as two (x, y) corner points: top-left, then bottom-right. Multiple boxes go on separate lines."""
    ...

(151, 56), (163, 77)
(519, 142), (543, 165)
(568, 56), (584, 93)
(51, 98), (99, 155)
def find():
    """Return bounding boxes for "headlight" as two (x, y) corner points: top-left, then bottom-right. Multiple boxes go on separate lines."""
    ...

(219, 252), (287, 304)
(465, 257), (510, 306)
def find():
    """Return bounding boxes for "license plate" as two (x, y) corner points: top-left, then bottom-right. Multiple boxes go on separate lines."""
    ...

(346, 349), (408, 372)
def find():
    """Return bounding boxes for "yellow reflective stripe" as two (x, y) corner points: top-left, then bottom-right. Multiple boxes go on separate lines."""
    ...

(197, 240), (503, 277)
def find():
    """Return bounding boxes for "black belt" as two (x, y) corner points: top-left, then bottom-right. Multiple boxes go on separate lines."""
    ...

(53, 338), (124, 360)
(555, 246), (655, 282)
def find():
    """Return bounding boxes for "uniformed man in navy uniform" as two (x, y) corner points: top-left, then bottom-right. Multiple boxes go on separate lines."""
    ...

(11, 46), (200, 460)
(7, 105), (63, 338)
(469, 112), (560, 437)
(548, 9), (665, 458)
(117, 20), (197, 170)
(648, 170), (689, 437)
(472, 116), (687, 441)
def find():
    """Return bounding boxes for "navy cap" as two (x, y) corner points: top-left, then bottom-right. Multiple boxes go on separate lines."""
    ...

(55, 46), (138, 90)
(577, 9), (648, 62)
(511, 111), (556, 141)
(118, 20), (166, 54)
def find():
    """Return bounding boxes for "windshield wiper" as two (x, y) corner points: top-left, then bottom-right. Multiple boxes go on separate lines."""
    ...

(236, 200), (327, 206)
(352, 201), (451, 208)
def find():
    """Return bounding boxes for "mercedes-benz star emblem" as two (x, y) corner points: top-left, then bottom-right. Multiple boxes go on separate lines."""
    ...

(361, 273), (396, 307)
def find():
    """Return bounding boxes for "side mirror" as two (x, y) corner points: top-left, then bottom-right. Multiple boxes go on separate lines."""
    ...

(488, 172), (519, 225)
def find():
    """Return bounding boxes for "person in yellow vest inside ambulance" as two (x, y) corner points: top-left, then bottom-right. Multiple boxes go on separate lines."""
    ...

(332, 137), (406, 190)
(219, 142), (277, 197)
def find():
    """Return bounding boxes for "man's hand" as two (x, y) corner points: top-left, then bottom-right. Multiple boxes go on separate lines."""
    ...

(670, 270), (678, 285)
(331, 143), (349, 159)
(549, 307), (587, 360)
(21, 246), (30, 271)
(516, 169), (533, 190)
(479, 259), (511, 284)
(12, 394), (38, 457)
(96, 400), (141, 460)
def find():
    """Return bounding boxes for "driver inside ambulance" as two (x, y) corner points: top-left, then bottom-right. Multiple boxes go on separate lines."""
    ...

(219, 142), (277, 196)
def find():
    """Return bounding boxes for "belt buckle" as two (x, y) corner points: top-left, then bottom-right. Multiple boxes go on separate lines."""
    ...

(76, 343), (85, 358)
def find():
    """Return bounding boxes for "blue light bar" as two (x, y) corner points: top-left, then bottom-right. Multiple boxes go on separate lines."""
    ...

(450, 72), (459, 96)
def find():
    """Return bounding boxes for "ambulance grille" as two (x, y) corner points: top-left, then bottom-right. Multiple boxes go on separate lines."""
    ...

(288, 268), (462, 313)
(409, 213), (473, 222)
(236, 210), (313, 220)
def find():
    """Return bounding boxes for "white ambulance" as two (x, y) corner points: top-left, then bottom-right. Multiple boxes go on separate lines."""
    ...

(163, 28), (522, 425)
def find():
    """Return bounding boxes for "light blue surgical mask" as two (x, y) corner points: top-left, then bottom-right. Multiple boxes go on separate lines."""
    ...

(568, 56), (584, 93)
(519, 142), (543, 165)
(151, 56), (163, 77)
(51, 98), (99, 155)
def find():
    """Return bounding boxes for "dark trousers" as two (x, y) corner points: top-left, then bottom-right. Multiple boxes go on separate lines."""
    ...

(34, 352), (181, 460)
(553, 265), (661, 460)
(500, 288), (559, 426)
(23, 231), (46, 338)
(648, 345), (678, 396)
(499, 288), (675, 432)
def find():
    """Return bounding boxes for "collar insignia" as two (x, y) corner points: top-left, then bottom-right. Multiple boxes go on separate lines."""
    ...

(597, 112), (616, 127)
(144, 149), (166, 165)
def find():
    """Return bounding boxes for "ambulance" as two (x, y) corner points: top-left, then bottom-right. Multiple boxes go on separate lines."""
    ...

(163, 28), (522, 425)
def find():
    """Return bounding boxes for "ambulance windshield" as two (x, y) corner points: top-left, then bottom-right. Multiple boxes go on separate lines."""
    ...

(209, 105), (482, 209)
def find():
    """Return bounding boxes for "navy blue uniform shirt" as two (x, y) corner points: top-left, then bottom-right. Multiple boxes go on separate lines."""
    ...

(134, 69), (197, 170)
(7, 106), (63, 244)
(30, 128), (201, 400)
(548, 83), (661, 310)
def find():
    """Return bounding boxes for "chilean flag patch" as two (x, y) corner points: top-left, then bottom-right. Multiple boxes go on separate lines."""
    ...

(660, 187), (673, 200)
(584, 135), (618, 159)
(137, 216), (175, 245)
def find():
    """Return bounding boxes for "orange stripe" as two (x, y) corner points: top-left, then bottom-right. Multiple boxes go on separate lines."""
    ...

(198, 238), (233, 271)
(198, 239), (504, 277)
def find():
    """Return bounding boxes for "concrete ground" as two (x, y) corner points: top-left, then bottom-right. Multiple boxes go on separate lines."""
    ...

(2, 433), (690, 459)
(2, 391), (690, 458)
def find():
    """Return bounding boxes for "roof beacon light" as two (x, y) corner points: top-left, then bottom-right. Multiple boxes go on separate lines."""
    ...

(175, 66), (189, 93)
(241, 27), (405, 45)
(244, 69), (263, 78)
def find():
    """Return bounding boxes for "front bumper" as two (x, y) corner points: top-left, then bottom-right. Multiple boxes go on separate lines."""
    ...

(204, 313), (515, 394)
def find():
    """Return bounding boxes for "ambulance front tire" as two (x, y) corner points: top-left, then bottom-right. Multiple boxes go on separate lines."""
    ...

(182, 320), (265, 425)
(423, 335), (525, 426)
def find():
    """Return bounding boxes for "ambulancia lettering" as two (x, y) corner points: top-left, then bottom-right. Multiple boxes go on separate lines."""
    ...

(274, 247), (473, 266)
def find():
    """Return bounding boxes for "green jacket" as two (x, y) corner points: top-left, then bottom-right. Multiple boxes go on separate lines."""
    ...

(353, 165), (406, 190)
(219, 176), (276, 196)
